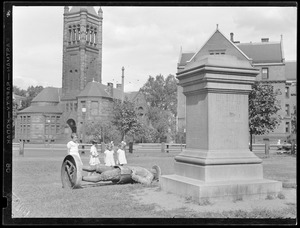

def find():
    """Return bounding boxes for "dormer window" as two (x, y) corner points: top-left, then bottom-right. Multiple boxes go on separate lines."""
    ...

(209, 49), (226, 55)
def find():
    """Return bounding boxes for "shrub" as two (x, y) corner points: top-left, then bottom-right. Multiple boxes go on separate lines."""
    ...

(266, 194), (275, 200)
(277, 192), (285, 200)
(198, 198), (211, 206)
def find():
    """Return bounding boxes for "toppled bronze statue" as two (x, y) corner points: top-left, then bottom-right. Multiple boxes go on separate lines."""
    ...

(61, 154), (161, 189)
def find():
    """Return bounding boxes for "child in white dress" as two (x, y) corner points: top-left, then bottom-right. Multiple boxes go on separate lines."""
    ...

(66, 133), (83, 165)
(116, 141), (127, 166)
(104, 142), (115, 167)
(89, 140), (101, 166)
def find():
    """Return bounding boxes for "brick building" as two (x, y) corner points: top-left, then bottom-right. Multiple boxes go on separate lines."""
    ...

(177, 28), (297, 143)
(15, 6), (143, 144)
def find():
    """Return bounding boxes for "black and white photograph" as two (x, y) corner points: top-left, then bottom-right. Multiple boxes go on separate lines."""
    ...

(3, 1), (297, 225)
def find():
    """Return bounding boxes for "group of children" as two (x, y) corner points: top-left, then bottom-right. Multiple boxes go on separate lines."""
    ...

(91, 140), (127, 167)
(67, 133), (127, 167)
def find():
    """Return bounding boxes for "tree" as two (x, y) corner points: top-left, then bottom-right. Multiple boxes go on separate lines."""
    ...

(13, 86), (27, 97)
(248, 82), (281, 151)
(140, 74), (178, 142)
(140, 74), (177, 116)
(85, 120), (122, 143)
(22, 85), (44, 108)
(147, 107), (176, 142)
(111, 98), (142, 141)
(13, 85), (44, 110)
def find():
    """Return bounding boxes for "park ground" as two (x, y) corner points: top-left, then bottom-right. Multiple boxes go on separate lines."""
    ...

(7, 145), (297, 224)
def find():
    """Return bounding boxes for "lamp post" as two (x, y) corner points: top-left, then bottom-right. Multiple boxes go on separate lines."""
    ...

(82, 107), (86, 143)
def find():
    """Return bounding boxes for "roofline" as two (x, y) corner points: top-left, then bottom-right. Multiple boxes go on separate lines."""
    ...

(237, 41), (281, 46)
(67, 6), (100, 19)
(252, 62), (285, 66)
(76, 95), (111, 98)
(18, 111), (63, 114)
(187, 28), (252, 64)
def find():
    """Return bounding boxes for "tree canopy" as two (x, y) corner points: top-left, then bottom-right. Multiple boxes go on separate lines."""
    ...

(140, 74), (178, 142)
(248, 82), (281, 149)
(111, 98), (142, 141)
(13, 85), (44, 109)
(249, 82), (281, 135)
(140, 74), (177, 116)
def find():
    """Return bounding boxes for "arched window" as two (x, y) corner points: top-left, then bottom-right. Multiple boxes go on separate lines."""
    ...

(77, 25), (80, 41)
(72, 25), (76, 43)
(68, 26), (72, 44)
(94, 28), (97, 45)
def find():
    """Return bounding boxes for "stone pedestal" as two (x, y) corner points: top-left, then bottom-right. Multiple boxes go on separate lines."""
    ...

(161, 55), (282, 202)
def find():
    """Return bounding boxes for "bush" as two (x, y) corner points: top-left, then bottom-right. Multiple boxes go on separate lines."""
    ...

(277, 192), (285, 200)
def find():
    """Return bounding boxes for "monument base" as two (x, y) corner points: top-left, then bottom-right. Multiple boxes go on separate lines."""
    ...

(160, 174), (282, 202)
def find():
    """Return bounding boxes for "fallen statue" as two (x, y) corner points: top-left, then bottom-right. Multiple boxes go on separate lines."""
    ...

(61, 154), (161, 189)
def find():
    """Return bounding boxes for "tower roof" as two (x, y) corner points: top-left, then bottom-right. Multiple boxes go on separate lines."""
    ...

(77, 81), (110, 98)
(77, 81), (123, 99)
(18, 104), (63, 114)
(69, 6), (98, 16)
(31, 87), (62, 103)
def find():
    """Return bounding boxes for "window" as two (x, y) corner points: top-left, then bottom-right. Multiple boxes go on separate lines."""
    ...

(261, 68), (269, 79)
(70, 103), (73, 111)
(285, 87), (290, 98)
(56, 125), (60, 134)
(66, 103), (69, 111)
(285, 104), (290, 116)
(81, 101), (86, 109)
(285, 122), (290, 133)
(91, 101), (98, 115)
(74, 103), (78, 111)
(209, 50), (226, 55)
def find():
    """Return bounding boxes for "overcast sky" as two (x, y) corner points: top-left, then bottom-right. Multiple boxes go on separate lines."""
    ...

(12, 5), (297, 92)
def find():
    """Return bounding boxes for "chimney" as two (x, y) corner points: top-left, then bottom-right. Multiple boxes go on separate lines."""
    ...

(230, 32), (234, 42)
(121, 67), (125, 103)
(261, 38), (269, 42)
(107, 82), (113, 97)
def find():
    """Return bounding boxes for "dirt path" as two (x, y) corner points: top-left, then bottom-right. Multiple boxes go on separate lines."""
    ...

(131, 186), (296, 216)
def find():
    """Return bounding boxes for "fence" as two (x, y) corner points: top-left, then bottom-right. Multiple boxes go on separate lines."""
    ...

(134, 143), (186, 153)
(12, 142), (296, 156)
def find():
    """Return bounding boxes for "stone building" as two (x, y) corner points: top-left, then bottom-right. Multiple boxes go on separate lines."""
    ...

(177, 28), (297, 143)
(15, 6), (141, 144)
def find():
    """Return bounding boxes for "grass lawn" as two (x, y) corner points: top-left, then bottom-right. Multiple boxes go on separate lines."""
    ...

(9, 147), (296, 222)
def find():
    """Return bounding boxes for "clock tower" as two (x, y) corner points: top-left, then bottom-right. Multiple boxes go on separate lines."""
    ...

(62, 6), (103, 101)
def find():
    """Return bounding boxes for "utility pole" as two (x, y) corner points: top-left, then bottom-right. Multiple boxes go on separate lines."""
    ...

(121, 66), (125, 103)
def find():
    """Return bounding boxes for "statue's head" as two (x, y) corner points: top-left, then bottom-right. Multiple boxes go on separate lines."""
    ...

(150, 165), (161, 181)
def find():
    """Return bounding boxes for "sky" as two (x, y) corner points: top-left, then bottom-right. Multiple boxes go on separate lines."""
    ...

(12, 4), (297, 92)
